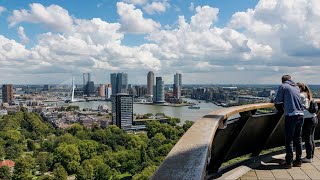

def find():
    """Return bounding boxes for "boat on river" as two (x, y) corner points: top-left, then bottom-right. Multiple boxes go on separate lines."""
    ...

(188, 105), (200, 109)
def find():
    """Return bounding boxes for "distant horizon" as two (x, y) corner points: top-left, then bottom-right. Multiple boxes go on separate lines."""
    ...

(4, 83), (320, 87)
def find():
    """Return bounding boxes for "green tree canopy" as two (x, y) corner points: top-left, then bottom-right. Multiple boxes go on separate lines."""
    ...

(182, 120), (194, 131)
(37, 152), (54, 174)
(23, 112), (50, 137)
(168, 118), (181, 126)
(13, 155), (36, 179)
(0, 109), (193, 179)
(55, 133), (79, 145)
(96, 164), (112, 180)
(2, 130), (23, 145)
(77, 140), (98, 161)
(150, 133), (166, 148)
(66, 123), (83, 136)
(53, 163), (68, 180)
(54, 143), (80, 173)
(0, 166), (11, 180)
(77, 160), (94, 180)
(132, 165), (158, 180)
(6, 144), (24, 160)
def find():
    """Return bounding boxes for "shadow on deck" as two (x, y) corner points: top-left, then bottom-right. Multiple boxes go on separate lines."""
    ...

(240, 148), (320, 180)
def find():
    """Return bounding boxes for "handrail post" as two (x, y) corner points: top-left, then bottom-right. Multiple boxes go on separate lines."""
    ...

(207, 110), (254, 173)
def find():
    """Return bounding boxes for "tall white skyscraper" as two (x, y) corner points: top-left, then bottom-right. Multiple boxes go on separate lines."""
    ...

(106, 84), (112, 99)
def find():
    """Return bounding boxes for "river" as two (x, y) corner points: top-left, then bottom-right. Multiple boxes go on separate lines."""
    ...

(57, 98), (223, 124)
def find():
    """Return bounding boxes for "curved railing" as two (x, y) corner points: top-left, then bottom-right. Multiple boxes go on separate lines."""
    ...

(151, 100), (320, 180)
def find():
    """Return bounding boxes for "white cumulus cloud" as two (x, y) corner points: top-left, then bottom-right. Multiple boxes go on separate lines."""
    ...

(123, 0), (148, 5)
(2, 1), (320, 84)
(2, 3), (162, 81)
(147, 5), (272, 65)
(0, 6), (6, 15)
(143, 1), (169, 15)
(189, 2), (195, 11)
(117, 2), (161, 34)
(190, 6), (219, 31)
(0, 35), (30, 68)
(229, 0), (320, 58)
(8, 3), (74, 32)
(17, 26), (29, 44)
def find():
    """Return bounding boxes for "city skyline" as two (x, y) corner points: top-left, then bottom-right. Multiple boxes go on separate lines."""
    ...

(1, 0), (320, 84)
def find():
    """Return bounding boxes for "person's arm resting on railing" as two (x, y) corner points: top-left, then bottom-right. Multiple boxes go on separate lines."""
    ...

(274, 85), (284, 113)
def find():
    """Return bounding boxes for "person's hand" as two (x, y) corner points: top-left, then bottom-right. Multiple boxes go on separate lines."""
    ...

(274, 103), (284, 113)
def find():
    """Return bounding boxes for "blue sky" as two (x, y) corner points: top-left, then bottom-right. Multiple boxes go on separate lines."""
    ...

(0, 0), (258, 46)
(0, 0), (320, 85)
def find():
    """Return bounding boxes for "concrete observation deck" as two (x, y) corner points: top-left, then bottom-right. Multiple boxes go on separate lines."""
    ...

(151, 100), (320, 180)
(240, 148), (320, 180)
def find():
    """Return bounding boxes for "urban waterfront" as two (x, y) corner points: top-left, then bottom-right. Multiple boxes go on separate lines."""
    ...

(60, 98), (223, 124)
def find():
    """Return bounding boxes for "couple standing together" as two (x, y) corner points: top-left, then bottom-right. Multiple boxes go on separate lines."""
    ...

(274, 75), (318, 168)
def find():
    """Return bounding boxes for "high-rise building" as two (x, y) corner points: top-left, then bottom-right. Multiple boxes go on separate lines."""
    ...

(147, 71), (154, 95)
(83, 73), (89, 87)
(117, 73), (128, 93)
(83, 73), (88, 95)
(128, 86), (137, 96)
(153, 85), (157, 100)
(2, 84), (13, 103)
(110, 73), (117, 95)
(83, 73), (95, 97)
(112, 93), (133, 130)
(134, 86), (147, 97)
(192, 88), (206, 100)
(88, 73), (91, 82)
(155, 77), (165, 103)
(43, 85), (50, 91)
(83, 73), (90, 96)
(110, 73), (128, 95)
(106, 84), (112, 99)
(87, 81), (95, 96)
(173, 73), (182, 99)
(99, 84), (105, 97)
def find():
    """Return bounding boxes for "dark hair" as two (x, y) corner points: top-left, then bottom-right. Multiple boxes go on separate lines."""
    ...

(297, 82), (313, 100)
(282, 75), (291, 83)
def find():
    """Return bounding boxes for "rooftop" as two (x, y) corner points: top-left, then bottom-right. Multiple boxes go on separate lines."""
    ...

(0, 160), (15, 168)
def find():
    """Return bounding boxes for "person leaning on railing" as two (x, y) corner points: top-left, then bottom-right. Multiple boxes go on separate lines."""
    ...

(274, 75), (305, 169)
(297, 82), (318, 163)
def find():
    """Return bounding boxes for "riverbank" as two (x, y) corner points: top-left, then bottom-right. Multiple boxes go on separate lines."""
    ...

(133, 102), (192, 107)
(54, 98), (223, 124)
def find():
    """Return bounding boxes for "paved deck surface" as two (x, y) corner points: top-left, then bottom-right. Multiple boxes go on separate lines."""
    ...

(240, 149), (320, 180)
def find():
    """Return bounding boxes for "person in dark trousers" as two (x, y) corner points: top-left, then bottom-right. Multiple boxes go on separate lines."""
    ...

(274, 75), (304, 169)
(297, 82), (318, 163)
